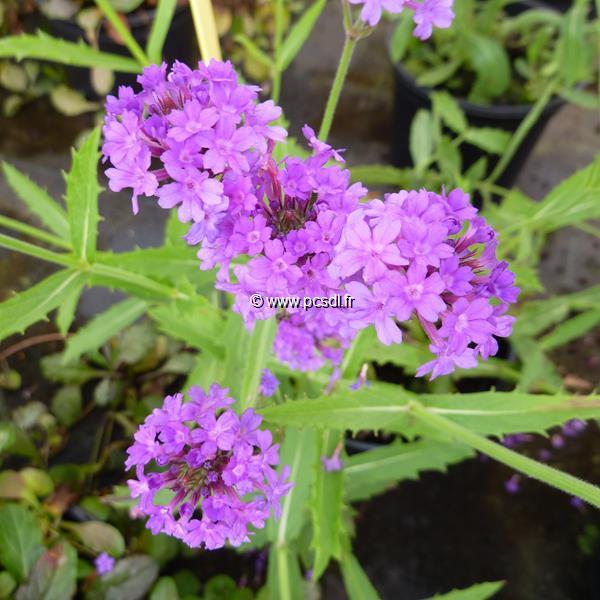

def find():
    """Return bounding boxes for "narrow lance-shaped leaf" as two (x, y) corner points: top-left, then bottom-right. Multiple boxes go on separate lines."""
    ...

(64, 126), (102, 263)
(147, 0), (178, 64)
(344, 439), (474, 503)
(1, 162), (69, 240)
(239, 318), (277, 411)
(0, 270), (87, 343)
(423, 581), (505, 600)
(0, 32), (141, 73)
(56, 279), (86, 335)
(266, 546), (304, 600)
(339, 552), (381, 600)
(539, 309), (600, 351)
(62, 297), (148, 364)
(260, 383), (600, 438)
(279, 0), (327, 70)
(311, 430), (345, 580)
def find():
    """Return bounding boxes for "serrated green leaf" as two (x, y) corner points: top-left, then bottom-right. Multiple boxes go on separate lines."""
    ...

(0, 504), (43, 582)
(339, 553), (380, 600)
(464, 128), (510, 155)
(0, 32), (140, 73)
(62, 298), (148, 364)
(146, 0), (177, 64)
(56, 280), (85, 335)
(149, 300), (225, 360)
(423, 580), (504, 600)
(65, 126), (101, 263)
(15, 541), (77, 600)
(1, 162), (69, 240)
(431, 92), (467, 133)
(410, 109), (434, 171)
(311, 431), (344, 580)
(279, 0), (327, 70)
(260, 383), (600, 438)
(0, 269), (86, 342)
(344, 439), (474, 502)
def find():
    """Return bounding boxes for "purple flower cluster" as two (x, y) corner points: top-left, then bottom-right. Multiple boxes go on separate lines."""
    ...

(102, 60), (285, 217)
(348, 0), (454, 38)
(331, 189), (519, 379)
(125, 385), (292, 549)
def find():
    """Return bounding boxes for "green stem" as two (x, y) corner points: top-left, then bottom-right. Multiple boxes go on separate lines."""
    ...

(318, 35), (357, 142)
(0, 215), (71, 250)
(409, 400), (600, 507)
(486, 79), (558, 185)
(272, 0), (285, 103)
(0, 233), (75, 268)
(94, 0), (150, 67)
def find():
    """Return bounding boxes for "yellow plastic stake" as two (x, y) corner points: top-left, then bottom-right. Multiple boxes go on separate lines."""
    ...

(189, 0), (223, 62)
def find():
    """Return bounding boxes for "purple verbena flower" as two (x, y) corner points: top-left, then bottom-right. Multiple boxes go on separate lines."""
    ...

(95, 553), (115, 575)
(259, 369), (280, 397)
(125, 385), (292, 550)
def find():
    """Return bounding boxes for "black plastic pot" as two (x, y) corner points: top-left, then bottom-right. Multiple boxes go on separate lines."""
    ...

(391, 62), (564, 189)
(41, 5), (197, 98)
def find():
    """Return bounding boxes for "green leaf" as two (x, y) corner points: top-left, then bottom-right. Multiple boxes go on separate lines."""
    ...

(464, 128), (510, 155)
(539, 310), (600, 351)
(149, 300), (225, 359)
(0, 504), (43, 582)
(65, 126), (102, 263)
(86, 555), (158, 600)
(279, 0), (327, 70)
(344, 439), (474, 503)
(50, 86), (99, 116)
(559, 87), (598, 110)
(423, 580), (504, 600)
(234, 34), (274, 70)
(66, 521), (125, 556)
(431, 92), (467, 133)
(238, 319), (277, 411)
(56, 280), (84, 335)
(389, 12), (414, 63)
(0, 269), (86, 342)
(97, 247), (211, 286)
(51, 386), (82, 426)
(150, 576), (179, 600)
(266, 546), (303, 600)
(0, 32), (140, 73)
(557, 0), (591, 87)
(15, 541), (77, 600)
(512, 335), (562, 393)
(415, 59), (461, 88)
(464, 33), (510, 101)
(0, 571), (16, 599)
(410, 109), (433, 171)
(260, 383), (600, 438)
(268, 428), (317, 545)
(339, 553), (380, 600)
(349, 164), (412, 187)
(62, 297), (147, 364)
(146, 0), (177, 64)
(311, 431), (344, 579)
(1, 162), (69, 240)
(41, 353), (103, 384)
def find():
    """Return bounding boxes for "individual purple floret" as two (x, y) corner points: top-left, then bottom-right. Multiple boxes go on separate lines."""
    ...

(562, 419), (587, 437)
(321, 443), (344, 472)
(348, 0), (454, 38)
(125, 385), (292, 550)
(504, 474), (521, 494)
(331, 188), (519, 379)
(259, 368), (279, 397)
(95, 553), (115, 575)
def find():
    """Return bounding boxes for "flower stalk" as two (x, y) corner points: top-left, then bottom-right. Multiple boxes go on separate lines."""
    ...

(190, 0), (223, 62)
